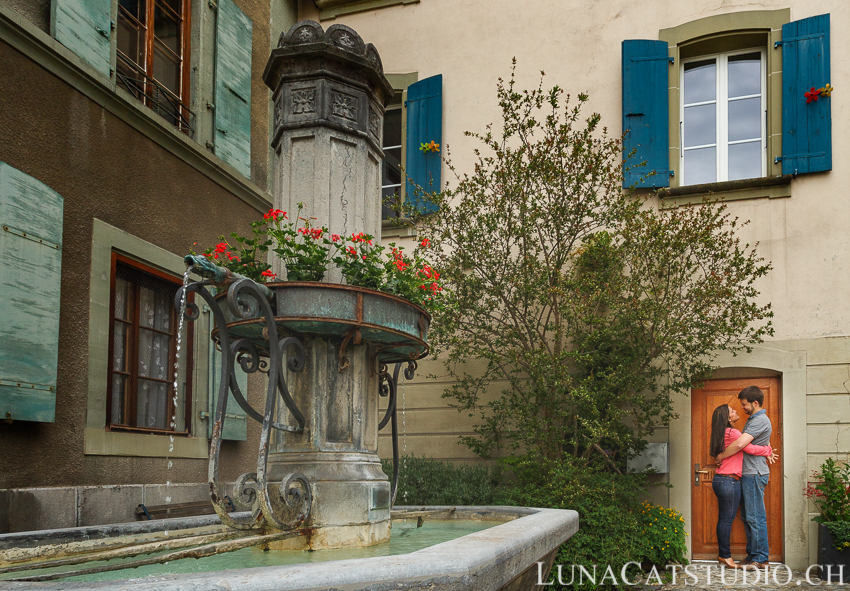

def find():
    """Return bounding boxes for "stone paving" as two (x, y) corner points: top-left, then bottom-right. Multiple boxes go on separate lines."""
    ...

(643, 562), (845, 590)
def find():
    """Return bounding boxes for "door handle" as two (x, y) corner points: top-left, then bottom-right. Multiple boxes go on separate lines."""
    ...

(694, 463), (710, 486)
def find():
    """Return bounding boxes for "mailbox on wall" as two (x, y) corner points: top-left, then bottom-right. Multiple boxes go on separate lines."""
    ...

(628, 442), (669, 473)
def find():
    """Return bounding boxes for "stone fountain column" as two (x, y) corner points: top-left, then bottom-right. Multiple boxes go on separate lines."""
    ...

(264, 20), (392, 283)
(262, 21), (395, 549)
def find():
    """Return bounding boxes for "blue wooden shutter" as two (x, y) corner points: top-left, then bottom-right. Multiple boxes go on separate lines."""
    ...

(0, 163), (63, 423)
(207, 307), (247, 441)
(780, 14), (831, 175)
(405, 74), (442, 213)
(621, 40), (670, 189)
(214, 0), (253, 178)
(51, 0), (112, 78)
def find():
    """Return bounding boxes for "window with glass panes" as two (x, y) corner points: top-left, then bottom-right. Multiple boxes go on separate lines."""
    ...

(117, 0), (192, 131)
(381, 104), (403, 219)
(107, 253), (192, 434)
(681, 50), (765, 185)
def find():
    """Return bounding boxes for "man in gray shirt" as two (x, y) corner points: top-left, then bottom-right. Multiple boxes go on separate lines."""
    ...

(714, 385), (773, 568)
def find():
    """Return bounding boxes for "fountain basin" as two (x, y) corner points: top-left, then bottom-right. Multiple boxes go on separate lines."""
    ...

(1, 506), (578, 590)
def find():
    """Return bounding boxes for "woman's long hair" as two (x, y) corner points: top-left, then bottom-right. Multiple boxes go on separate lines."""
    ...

(710, 404), (731, 458)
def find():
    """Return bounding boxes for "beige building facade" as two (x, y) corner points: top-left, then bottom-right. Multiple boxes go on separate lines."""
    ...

(300, 0), (850, 570)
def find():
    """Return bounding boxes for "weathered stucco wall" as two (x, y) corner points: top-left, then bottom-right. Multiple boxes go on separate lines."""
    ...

(0, 37), (259, 488)
(0, 0), (296, 494)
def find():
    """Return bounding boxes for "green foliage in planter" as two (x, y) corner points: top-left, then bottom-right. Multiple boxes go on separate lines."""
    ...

(381, 455), (500, 506)
(825, 521), (850, 552)
(807, 457), (850, 551)
(807, 457), (850, 524)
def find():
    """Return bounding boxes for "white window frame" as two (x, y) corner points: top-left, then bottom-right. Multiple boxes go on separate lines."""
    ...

(679, 47), (767, 185)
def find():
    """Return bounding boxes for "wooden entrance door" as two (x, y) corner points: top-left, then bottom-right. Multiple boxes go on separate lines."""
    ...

(691, 377), (782, 561)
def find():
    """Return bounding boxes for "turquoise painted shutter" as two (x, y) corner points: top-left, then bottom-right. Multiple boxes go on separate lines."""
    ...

(51, 0), (112, 78)
(781, 14), (831, 175)
(208, 307), (248, 441)
(0, 163), (63, 423)
(214, 0), (253, 178)
(405, 74), (442, 213)
(622, 40), (670, 189)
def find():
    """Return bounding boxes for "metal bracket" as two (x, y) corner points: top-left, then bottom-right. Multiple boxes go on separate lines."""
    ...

(2, 225), (60, 249)
(338, 328), (362, 372)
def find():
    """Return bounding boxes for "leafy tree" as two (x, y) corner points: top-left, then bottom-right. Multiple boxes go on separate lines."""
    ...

(400, 63), (773, 466)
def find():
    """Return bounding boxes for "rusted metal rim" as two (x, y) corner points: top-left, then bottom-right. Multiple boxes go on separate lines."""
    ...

(265, 281), (433, 321)
(215, 316), (429, 362)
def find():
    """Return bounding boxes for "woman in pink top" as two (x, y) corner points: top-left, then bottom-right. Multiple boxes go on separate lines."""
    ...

(709, 404), (776, 569)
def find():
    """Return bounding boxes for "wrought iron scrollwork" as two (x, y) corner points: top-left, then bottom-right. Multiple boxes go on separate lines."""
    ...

(176, 278), (312, 531)
(378, 360), (417, 507)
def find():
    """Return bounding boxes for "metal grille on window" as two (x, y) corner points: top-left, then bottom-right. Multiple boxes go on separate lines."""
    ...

(116, 0), (195, 134)
(110, 263), (187, 433)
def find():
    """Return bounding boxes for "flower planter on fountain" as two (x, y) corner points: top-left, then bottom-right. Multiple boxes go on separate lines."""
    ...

(215, 281), (430, 365)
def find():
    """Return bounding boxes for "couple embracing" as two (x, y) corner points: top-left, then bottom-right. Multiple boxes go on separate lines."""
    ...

(709, 385), (778, 570)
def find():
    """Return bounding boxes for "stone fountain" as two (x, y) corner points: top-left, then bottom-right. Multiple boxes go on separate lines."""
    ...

(0, 21), (578, 590)
(186, 18), (423, 551)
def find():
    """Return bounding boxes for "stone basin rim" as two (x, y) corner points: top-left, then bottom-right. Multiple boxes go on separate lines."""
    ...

(1, 506), (579, 590)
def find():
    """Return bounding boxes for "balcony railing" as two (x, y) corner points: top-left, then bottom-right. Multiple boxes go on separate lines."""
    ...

(116, 53), (195, 136)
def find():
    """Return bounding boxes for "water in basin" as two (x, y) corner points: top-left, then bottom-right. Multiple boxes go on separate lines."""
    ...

(2, 519), (497, 583)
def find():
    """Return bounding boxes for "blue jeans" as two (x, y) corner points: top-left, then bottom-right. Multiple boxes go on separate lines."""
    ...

(740, 473), (770, 563)
(712, 474), (742, 559)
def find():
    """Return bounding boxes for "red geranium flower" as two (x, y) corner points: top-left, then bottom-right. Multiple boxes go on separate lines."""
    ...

(264, 208), (287, 221)
(261, 270), (277, 279)
(805, 87), (821, 103)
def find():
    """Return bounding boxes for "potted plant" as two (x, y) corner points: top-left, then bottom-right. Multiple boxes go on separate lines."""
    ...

(806, 457), (850, 582)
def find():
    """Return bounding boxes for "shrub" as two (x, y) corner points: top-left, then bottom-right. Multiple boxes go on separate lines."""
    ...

(381, 455), (500, 506)
(499, 458), (647, 589)
(637, 501), (688, 567)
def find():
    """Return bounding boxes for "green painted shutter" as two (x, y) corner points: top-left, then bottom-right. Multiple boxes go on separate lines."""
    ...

(51, 0), (112, 78)
(405, 74), (442, 214)
(0, 163), (63, 423)
(207, 307), (248, 441)
(214, 0), (253, 178)
(781, 14), (831, 175)
(621, 40), (671, 189)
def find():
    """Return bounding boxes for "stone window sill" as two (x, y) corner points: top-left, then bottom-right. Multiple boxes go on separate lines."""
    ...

(658, 175), (792, 208)
(315, 0), (420, 20)
(381, 220), (418, 239)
